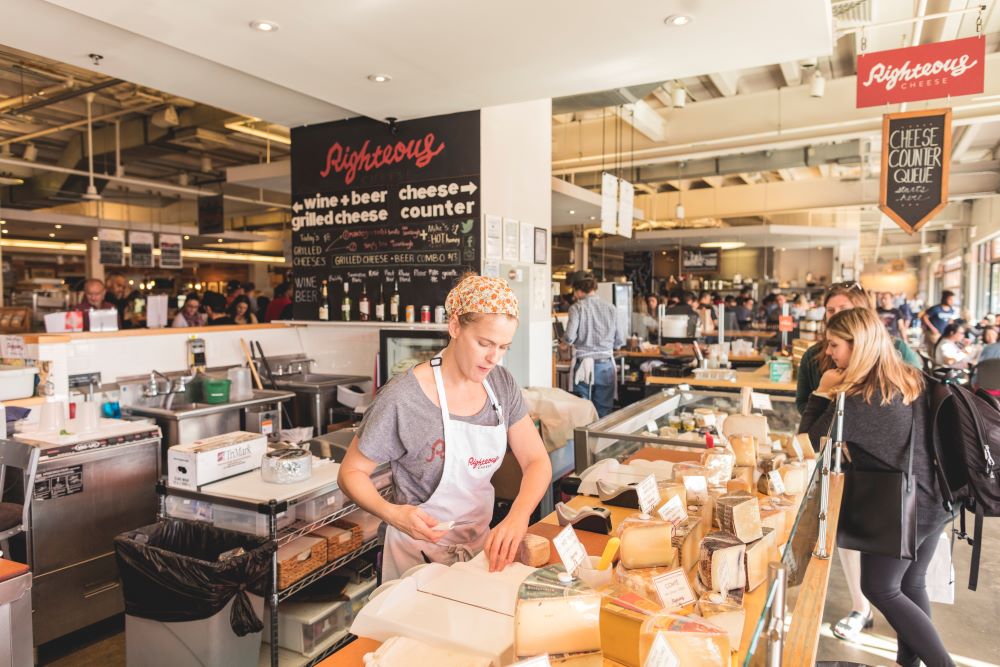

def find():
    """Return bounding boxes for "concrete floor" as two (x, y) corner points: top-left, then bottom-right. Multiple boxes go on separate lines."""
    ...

(36, 522), (1000, 666)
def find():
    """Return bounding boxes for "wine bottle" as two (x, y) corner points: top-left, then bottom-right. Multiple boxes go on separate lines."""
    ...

(389, 281), (401, 322)
(374, 283), (386, 321)
(359, 283), (371, 321)
(341, 282), (352, 321)
(318, 281), (329, 321)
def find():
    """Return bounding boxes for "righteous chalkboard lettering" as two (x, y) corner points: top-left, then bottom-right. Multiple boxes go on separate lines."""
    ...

(879, 108), (951, 234)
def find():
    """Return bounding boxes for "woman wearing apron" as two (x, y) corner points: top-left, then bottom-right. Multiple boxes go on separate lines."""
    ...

(338, 274), (552, 580)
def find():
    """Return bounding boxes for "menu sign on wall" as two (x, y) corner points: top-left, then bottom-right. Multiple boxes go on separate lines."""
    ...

(98, 228), (124, 266)
(879, 109), (951, 234)
(159, 233), (183, 269)
(857, 37), (985, 108)
(290, 111), (480, 319)
(129, 231), (154, 268)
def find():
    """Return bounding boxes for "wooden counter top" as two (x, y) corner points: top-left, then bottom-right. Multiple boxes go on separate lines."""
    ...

(61, 323), (289, 340)
(646, 365), (796, 393)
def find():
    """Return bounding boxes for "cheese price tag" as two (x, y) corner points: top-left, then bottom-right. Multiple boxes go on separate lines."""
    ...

(656, 494), (688, 526)
(750, 391), (773, 412)
(651, 568), (697, 611)
(643, 631), (681, 667)
(790, 435), (804, 461)
(768, 470), (786, 495)
(508, 655), (552, 667)
(682, 475), (708, 497)
(552, 524), (588, 576)
(636, 474), (661, 515)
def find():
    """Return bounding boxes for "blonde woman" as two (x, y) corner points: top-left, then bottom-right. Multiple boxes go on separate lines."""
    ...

(800, 308), (954, 667)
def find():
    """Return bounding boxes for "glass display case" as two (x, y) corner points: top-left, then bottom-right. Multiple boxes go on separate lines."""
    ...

(573, 387), (800, 473)
(378, 329), (449, 385)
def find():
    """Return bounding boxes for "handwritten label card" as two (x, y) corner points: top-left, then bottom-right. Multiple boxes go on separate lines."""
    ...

(636, 474), (661, 516)
(652, 568), (697, 611)
(751, 391), (773, 412)
(552, 524), (588, 576)
(768, 470), (786, 495)
(656, 495), (688, 526)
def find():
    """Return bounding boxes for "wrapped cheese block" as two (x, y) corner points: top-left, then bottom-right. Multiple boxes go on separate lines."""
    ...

(700, 449), (735, 486)
(715, 492), (763, 543)
(514, 566), (601, 660)
(638, 613), (730, 666)
(728, 434), (757, 467)
(599, 586), (663, 667)
(612, 562), (678, 604)
(744, 527), (777, 592)
(697, 594), (745, 649)
(517, 533), (551, 567)
(617, 514), (676, 569)
(698, 531), (747, 593)
(363, 636), (493, 667)
(779, 462), (809, 495)
(726, 478), (752, 494)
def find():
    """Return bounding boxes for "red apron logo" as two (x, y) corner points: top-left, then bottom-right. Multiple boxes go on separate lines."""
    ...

(856, 37), (985, 108)
(319, 134), (446, 186)
(468, 455), (499, 470)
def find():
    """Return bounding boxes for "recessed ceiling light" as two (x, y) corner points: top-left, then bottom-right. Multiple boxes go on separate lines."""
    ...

(0, 220), (5, 225)
(92, 236), (98, 240)
(700, 241), (746, 250)
(569, 210), (576, 215)
(590, 216), (596, 221)
(250, 20), (279, 32)
(664, 14), (693, 27)
(183, 235), (190, 240)
(48, 232), (55, 238)
(54, 224), (62, 229)
(217, 238), (224, 243)
(367, 74), (392, 83)
(1, 229), (8, 234)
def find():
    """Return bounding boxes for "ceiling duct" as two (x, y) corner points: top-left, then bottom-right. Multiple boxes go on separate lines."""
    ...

(167, 127), (231, 151)
(553, 81), (664, 115)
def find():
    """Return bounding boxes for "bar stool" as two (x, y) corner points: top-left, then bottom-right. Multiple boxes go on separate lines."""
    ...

(0, 440), (40, 567)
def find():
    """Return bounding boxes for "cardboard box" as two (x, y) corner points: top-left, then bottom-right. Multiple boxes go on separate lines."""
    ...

(168, 431), (267, 490)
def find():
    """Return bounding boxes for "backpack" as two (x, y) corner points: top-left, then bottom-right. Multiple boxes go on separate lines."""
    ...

(926, 376), (1000, 590)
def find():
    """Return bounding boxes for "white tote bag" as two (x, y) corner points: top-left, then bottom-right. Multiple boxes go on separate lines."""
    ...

(926, 531), (955, 604)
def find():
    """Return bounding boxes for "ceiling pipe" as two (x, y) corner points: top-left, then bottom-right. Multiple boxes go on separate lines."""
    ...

(5, 77), (122, 116)
(82, 92), (99, 200)
(0, 78), (75, 112)
(0, 101), (162, 146)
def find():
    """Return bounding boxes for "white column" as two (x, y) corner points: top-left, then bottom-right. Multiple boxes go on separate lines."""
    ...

(85, 237), (105, 281)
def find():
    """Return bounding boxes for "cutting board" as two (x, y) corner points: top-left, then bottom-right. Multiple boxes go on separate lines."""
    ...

(201, 458), (340, 503)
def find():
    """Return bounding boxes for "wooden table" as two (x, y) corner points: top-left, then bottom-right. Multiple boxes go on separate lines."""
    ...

(646, 365), (796, 393)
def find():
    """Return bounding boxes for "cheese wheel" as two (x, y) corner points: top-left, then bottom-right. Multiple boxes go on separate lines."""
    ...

(715, 493), (764, 544)
(638, 613), (730, 667)
(516, 533), (551, 567)
(618, 516), (676, 569)
(698, 531), (747, 593)
(515, 566), (601, 659)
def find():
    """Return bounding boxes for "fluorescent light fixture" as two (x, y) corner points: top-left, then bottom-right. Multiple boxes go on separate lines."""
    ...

(810, 71), (826, 98)
(250, 20), (279, 32)
(700, 241), (746, 250)
(0, 237), (284, 263)
(223, 118), (291, 145)
(367, 74), (392, 83)
(664, 14), (692, 26)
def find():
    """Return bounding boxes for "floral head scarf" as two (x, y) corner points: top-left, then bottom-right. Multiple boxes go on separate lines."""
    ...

(445, 274), (519, 319)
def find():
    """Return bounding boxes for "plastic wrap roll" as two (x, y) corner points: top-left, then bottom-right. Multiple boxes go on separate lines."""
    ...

(261, 448), (312, 484)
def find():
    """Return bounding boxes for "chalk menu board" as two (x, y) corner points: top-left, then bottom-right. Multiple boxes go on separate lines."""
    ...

(290, 111), (480, 320)
(623, 251), (653, 295)
(879, 109), (951, 234)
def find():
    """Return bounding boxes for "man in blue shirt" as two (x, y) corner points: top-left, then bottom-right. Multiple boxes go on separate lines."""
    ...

(563, 271), (624, 418)
(921, 291), (958, 340)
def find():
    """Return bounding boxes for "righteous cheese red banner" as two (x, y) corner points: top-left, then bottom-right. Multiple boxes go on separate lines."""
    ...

(856, 37), (985, 108)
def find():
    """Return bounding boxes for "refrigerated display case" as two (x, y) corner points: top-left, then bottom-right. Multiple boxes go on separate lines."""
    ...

(573, 386), (799, 473)
(378, 329), (450, 386)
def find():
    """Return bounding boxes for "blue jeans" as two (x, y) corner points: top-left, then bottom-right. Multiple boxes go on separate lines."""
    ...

(573, 358), (615, 418)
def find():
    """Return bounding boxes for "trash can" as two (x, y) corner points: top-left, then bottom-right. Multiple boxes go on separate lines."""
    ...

(114, 519), (275, 667)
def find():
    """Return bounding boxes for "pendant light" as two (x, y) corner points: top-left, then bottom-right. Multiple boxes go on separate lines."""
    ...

(676, 162), (685, 220)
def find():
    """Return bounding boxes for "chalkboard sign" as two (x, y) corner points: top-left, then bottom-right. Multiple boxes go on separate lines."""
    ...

(198, 195), (225, 236)
(290, 111), (480, 319)
(624, 251), (653, 295)
(879, 108), (951, 234)
(130, 231), (154, 268)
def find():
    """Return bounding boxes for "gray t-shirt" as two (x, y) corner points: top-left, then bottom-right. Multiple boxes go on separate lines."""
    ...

(357, 364), (528, 507)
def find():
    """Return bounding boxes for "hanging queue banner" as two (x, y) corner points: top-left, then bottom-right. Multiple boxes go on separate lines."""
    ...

(879, 108), (951, 234)
(290, 111), (480, 320)
(857, 37), (985, 108)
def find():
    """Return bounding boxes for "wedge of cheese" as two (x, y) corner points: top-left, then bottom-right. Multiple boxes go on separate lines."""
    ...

(700, 449), (736, 486)
(779, 462), (809, 495)
(638, 613), (730, 667)
(714, 492), (763, 544)
(672, 521), (703, 572)
(744, 527), (777, 592)
(758, 451), (788, 474)
(759, 505), (788, 548)
(726, 478), (752, 494)
(698, 531), (747, 593)
(514, 566), (602, 660)
(516, 532), (551, 567)
(599, 587), (663, 667)
(612, 562), (678, 604)
(618, 515), (676, 570)
(728, 434), (758, 467)
(697, 594), (745, 649)
(732, 464), (755, 488)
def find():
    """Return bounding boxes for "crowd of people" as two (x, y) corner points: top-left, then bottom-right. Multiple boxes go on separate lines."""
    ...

(72, 275), (295, 330)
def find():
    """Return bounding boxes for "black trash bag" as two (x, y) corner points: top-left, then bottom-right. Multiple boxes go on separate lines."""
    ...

(114, 519), (275, 637)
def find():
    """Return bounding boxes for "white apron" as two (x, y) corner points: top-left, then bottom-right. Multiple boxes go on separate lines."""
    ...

(381, 356), (507, 581)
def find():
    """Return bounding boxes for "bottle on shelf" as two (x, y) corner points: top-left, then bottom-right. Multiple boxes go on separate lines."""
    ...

(359, 283), (371, 322)
(389, 281), (401, 322)
(341, 281), (352, 321)
(318, 280), (330, 321)
(375, 283), (386, 322)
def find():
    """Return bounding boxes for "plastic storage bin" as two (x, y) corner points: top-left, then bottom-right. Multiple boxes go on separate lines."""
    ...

(296, 487), (346, 522)
(212, 504), (295, 536)
(337, 382), (373, 410)
(267, 597), (352, 656)
(0, 365), (38, 401)
(343, 509), (382, 542)
(164, 496), (214, 523)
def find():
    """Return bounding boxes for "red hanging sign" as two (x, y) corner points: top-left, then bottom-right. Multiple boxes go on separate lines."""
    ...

(856, 37), (985, 108)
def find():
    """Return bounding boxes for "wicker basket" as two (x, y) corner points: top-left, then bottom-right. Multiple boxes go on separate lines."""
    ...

(310, 519), (362, 561)
(277, 536), (328, 589)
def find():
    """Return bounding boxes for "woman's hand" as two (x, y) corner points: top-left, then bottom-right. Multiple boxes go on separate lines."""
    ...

(817, 368), (845, 394)
(388, 504), (448, 543)
(483, 511), (529, 573)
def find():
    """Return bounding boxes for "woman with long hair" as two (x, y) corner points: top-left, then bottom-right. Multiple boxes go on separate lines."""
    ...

(800, 308), (954, 667)
(796, 284), (921, 641)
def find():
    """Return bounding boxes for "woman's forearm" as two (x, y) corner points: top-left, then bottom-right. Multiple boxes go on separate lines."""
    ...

(339, 467), (401, 526)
